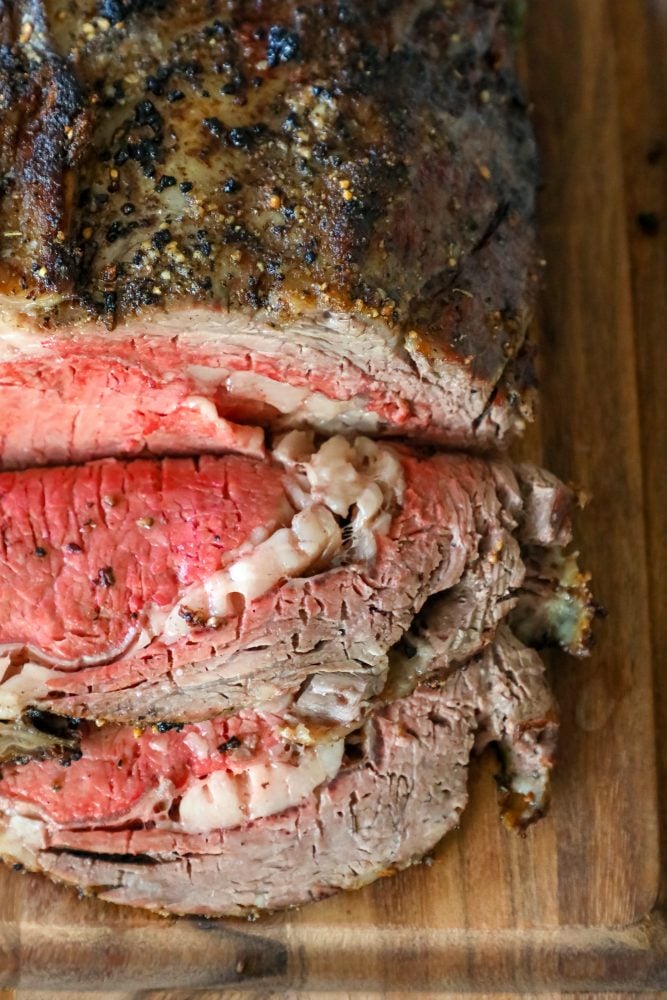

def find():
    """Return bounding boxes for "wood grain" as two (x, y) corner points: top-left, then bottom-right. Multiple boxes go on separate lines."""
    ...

(0, 990), (646, 1000)
(609, 0), (667, 916)
(0, 0), (665, 994)
(1, 994), (663, 1000)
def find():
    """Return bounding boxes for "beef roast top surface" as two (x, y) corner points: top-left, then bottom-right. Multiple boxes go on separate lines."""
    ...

(0, 0), (538, 401)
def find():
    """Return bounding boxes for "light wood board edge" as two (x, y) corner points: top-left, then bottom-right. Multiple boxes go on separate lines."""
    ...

(0, 911), (666, 992)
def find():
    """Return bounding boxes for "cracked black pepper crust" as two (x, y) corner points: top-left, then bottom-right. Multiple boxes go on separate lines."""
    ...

(0, 0), (538, 387)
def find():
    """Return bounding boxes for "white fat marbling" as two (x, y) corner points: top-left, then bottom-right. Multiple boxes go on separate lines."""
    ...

(179, 738), (344, 834)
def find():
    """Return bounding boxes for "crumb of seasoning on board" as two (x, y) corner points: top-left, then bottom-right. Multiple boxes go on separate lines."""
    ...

(647, 142), (665, 165)
(229, 126), (259, 148)
(636, 212), (661, 236)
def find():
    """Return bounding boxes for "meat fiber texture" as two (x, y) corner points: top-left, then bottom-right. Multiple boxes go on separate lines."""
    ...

(0, 438), (587, 730)
(0, 0), (538, 468)
(0, 436), (595, 913)
(0, 0), (597, 917)
(0, 627), (559, 916)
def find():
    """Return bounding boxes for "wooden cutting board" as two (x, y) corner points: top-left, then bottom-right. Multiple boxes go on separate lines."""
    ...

(1, 0), (666, 995)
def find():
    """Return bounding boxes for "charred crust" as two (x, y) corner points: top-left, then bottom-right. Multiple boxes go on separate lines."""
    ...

(217, 735), (242, 753)
(0, 712), (81, 769)
(0, 0), (537, 388)
(98, 0), (169, 27)
(0, 0), (95, 290)
(48, 848), (159, 865)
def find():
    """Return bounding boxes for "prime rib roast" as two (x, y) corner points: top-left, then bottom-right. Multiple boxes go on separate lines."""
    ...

(0, 0), (538, 468)
(0, 0), (595, 915)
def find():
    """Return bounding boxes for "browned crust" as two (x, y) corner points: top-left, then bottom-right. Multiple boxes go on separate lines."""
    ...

(0, 0), (538, 393)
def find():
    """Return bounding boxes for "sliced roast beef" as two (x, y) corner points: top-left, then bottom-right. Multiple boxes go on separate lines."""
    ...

(0, 708), (348, 841)
(0, 626), (557, 915)
(0, 435), (591, 737)
(0, 0), (537, 468)
(0, 0), (597, 921)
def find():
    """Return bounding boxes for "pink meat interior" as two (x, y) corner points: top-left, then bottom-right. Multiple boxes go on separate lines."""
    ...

(0, 455), (292, 665)
(0, 712), (284, 827)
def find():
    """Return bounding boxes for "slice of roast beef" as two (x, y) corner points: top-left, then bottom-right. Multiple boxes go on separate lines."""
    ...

(0, 626), (557, 916)
(0, 436), (591, 737)
(0, 0), (537, 468)
(0, 707), (349, 843)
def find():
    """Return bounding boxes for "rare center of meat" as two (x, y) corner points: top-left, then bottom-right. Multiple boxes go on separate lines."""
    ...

(0, 435), (405, 717)
(0, 455), (294, 667)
